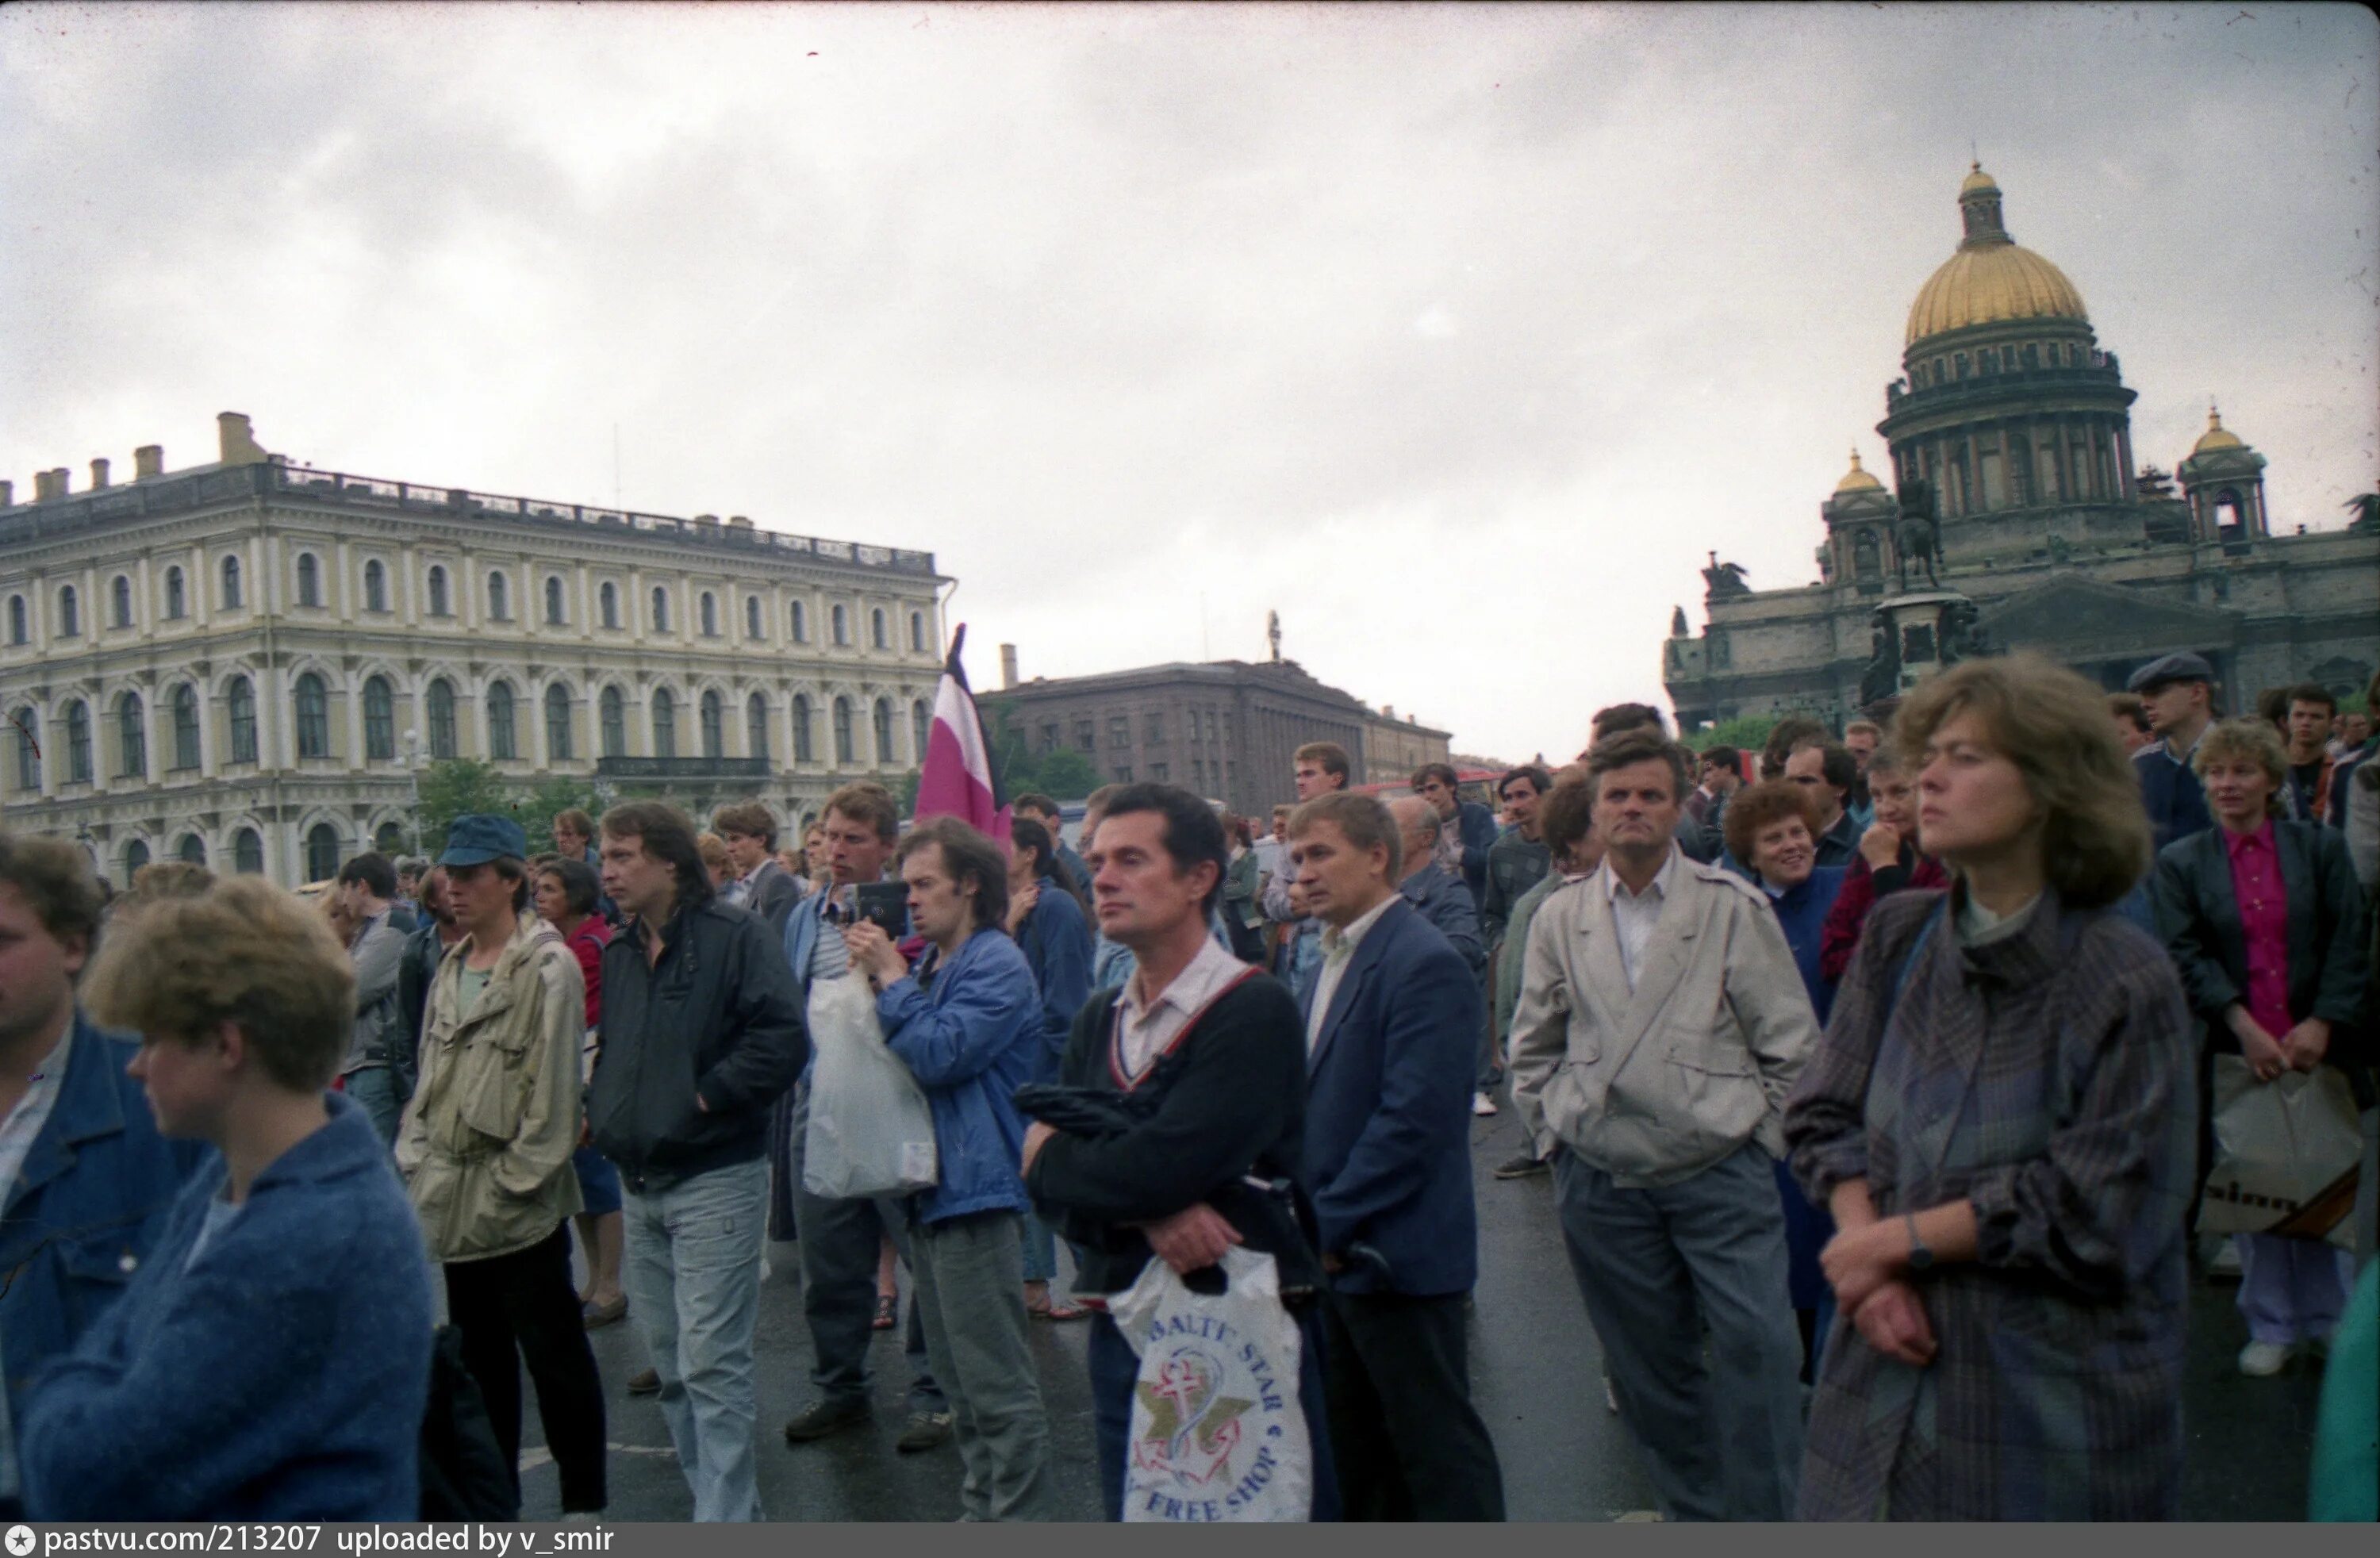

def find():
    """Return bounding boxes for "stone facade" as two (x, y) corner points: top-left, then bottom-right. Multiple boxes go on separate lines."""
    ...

(1664, 169), (2378, 728)
(1, 413), (948, 885)
(984, 658), (1453, 817)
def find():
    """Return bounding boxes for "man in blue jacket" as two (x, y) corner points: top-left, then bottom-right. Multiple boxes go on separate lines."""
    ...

(1288, 793), (1506, 1522)
(0, 835), (205, 1417)
(846, 816), (1054, 1522)
(1411, 762), (1499, 909)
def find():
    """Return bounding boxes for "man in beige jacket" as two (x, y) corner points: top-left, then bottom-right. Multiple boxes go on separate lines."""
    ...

(395, 814), (606, 1516)
(1508, 731), (1815, 1523)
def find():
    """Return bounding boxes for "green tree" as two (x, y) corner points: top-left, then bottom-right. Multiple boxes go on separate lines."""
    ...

(1683, 714), (1779, 755)
(517, 775), (603, 855)
(898, 767), (923, 815)
(413, 758), (509, 856)
(1031, 749), (1100, 800)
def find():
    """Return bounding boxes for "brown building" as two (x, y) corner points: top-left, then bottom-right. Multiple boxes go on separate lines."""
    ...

(984, 655), (1453, 815)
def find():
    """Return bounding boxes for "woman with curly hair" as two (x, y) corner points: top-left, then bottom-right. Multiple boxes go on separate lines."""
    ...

(1783, 654), (2195, 1520)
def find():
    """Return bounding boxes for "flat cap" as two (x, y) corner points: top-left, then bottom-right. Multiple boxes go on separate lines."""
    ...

(2126, 651), (2215, 693)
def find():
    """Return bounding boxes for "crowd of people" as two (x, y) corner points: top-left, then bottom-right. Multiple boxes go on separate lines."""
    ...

(0, 652), (2373, 1522)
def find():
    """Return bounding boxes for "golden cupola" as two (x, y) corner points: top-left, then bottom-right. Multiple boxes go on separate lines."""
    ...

(1834, 449), (1885, 494)
(1905, 165), (2090, 346)
(2192, 406), (2245, 454)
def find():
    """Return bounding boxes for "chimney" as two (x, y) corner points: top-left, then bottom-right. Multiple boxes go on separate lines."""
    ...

(727, 515), (754, 530)
(1000, 643), (1019, 689)
(216, 411), (267, 466)
(133, 445), (164, 479)
(0, 480), (13, 508)
(1382, 704), (1394, 720)
(33, 469), (62, 502)
(90, 458), (109, 489)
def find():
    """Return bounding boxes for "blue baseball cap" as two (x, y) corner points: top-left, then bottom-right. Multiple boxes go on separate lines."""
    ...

(439, 813), (528, 868)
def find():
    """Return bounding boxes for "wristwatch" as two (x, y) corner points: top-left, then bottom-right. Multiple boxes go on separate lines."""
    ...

(1903, 1211), (1934, 1272)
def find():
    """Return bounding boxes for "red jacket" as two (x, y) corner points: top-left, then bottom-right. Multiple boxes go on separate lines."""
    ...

(564, 916), (611, 1030)
(1818, 848), (1950, 984)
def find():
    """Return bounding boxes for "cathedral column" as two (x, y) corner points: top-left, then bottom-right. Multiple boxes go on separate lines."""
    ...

(2115, 420), (2136, 502)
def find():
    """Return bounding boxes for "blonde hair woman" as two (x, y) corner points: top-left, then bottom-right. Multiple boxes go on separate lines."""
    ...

(1783, 654), (2196, 1519)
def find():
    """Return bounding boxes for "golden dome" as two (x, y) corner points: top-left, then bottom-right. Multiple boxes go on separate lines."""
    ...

(2193, 406), (2244, 454)
(1834, 449), (1885, 493)
(1904, 167), (2090, 347)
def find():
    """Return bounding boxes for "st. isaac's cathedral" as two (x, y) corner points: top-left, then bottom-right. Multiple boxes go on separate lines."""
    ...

(1663, 165), (2378, 730)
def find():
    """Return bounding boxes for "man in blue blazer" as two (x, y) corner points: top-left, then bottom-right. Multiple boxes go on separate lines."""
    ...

(1289, 793), (1506, 1522)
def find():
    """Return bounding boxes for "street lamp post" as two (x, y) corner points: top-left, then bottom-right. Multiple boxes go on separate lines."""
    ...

(403, 728), (424, 858)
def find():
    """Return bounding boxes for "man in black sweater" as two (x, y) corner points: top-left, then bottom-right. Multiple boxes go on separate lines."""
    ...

(1021, 785), (1338, 1522)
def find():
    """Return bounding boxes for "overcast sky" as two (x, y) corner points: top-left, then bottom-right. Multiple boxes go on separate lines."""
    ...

(5, 2), (2374, 762)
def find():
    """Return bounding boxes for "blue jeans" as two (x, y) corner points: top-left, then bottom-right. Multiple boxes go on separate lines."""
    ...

(344, 1065), (403, 1149)
(1088, 1301), (1341, 1522)
(620, 1157), (769, 1522)
(1021, 1211), (1058, 1284)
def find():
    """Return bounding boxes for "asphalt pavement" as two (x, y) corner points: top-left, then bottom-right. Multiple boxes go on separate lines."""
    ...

(520, 1111), (2328, 1521)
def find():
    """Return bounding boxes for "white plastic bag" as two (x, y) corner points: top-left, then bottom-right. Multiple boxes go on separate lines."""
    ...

(800, 973), (938, 1199)
(1110, 1248), (1313, 1523)
(2198, 1055), (2363, 1249)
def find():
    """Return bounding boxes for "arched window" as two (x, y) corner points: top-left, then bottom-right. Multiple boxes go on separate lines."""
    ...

(64, 700), (91, 782)
(746, 597), (762, 640)
(487, 572), (510, 622)
(600, 685), (626, 757)
(125, 839), (151, 879)
(172, 683), (201, 769)
(363, 559), (387, 612)
(7, 597), (24, 645)
(700, 593), (719, 638)
(545, 684), (573, 761)
(221, 555), (243, 609)
(832, 696), (855, 764)
(115, 692), (146, 777)
(178, 834), (206, 866)
(699, 689), (724, 758)
(747, 692), (770, 760)
(233, 827), (264, 875)
(427, 565), (451, 616)
(872, 698), (895, 765)
(651, 587), (670, 634)
(910, 612), (927, 653)
(1852, 529), (1880, 578)
(109, 576), (132, 629)
(375, 822), (405, 854)
(912, 700), (931, 762)
(792, 693), (815, 762)
(427, 678), (458, 759)
(652, 688), (678, 758)
(487, 682), (517, 761)
(791, 601), (809, 643)
(869, 608), (887, 650)
(58, 585), (79, 638)
(296, 553), (321, 608)
(363, 676), (395, 760)
(165, 567), (186, 620)
(305, 823), (340, 884)
(545, 576), (566, 626)
(599, 581), (620, 629)
(294, 672), (330, 758)
(831, 604), (850, 646)
(228, 676), (258, 764)
(10, 708), (38, 790)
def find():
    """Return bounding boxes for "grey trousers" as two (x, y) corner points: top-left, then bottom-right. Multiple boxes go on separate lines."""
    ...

(1552, 1142), (1806, 1522)
(908, 1209), (1054, 1522)
(788, 1092), (943, 1413)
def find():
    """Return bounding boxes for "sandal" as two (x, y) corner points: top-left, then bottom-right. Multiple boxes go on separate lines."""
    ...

(1024, 1288), (1090, 1322)
(872, 1293), (898, 1330)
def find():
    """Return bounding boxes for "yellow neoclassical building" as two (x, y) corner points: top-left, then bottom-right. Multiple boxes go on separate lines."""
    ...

(1, 413), (949, 885)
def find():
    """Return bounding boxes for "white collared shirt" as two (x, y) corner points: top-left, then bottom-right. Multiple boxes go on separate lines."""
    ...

(1603, 846), (1682, 992)
(1115, 934), (1248, 1082)
(1306, 892), (1399, 1053)
(0, 1023), (73, 1203)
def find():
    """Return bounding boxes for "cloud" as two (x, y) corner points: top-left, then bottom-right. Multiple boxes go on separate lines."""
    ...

(2, 1), (2374, 760)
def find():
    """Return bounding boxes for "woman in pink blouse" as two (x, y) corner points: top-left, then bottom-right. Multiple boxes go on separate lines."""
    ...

(2151, 718), (2370, 1376)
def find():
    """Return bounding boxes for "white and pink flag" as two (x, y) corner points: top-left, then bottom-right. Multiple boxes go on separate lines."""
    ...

(912, 624), (1010, 846)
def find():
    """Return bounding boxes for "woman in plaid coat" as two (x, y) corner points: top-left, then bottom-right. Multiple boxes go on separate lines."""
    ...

(1783, 656), (2198, 1520)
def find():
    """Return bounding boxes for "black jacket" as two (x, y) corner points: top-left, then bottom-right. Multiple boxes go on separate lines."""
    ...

(589, 897), (808, 1190)
(1024, 973), (1318, 1297)
(2150, 819), (2370, 1069)
(394, 921), (453, 1098)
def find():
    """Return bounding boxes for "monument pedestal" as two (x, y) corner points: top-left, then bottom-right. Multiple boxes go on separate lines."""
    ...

(1860, 589), (1991, 716)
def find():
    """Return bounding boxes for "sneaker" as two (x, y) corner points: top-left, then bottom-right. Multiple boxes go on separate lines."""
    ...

(626, 1367), (662, 1397)
(1492, 1151), (1549, 1180)
(781, 1396), (870, 1443)
(896, 1410), (955, 1452)
(2238, 1340), (2293, 1376)
(1472, 1092), (1499, 1117)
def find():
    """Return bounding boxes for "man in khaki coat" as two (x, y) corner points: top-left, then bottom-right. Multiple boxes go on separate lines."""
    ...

(396, 814), (607, 1515)
(1508, 732), (1815, 1523)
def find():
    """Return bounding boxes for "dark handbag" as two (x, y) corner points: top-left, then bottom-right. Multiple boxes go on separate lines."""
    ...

(418, 1325), (519, 1521)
